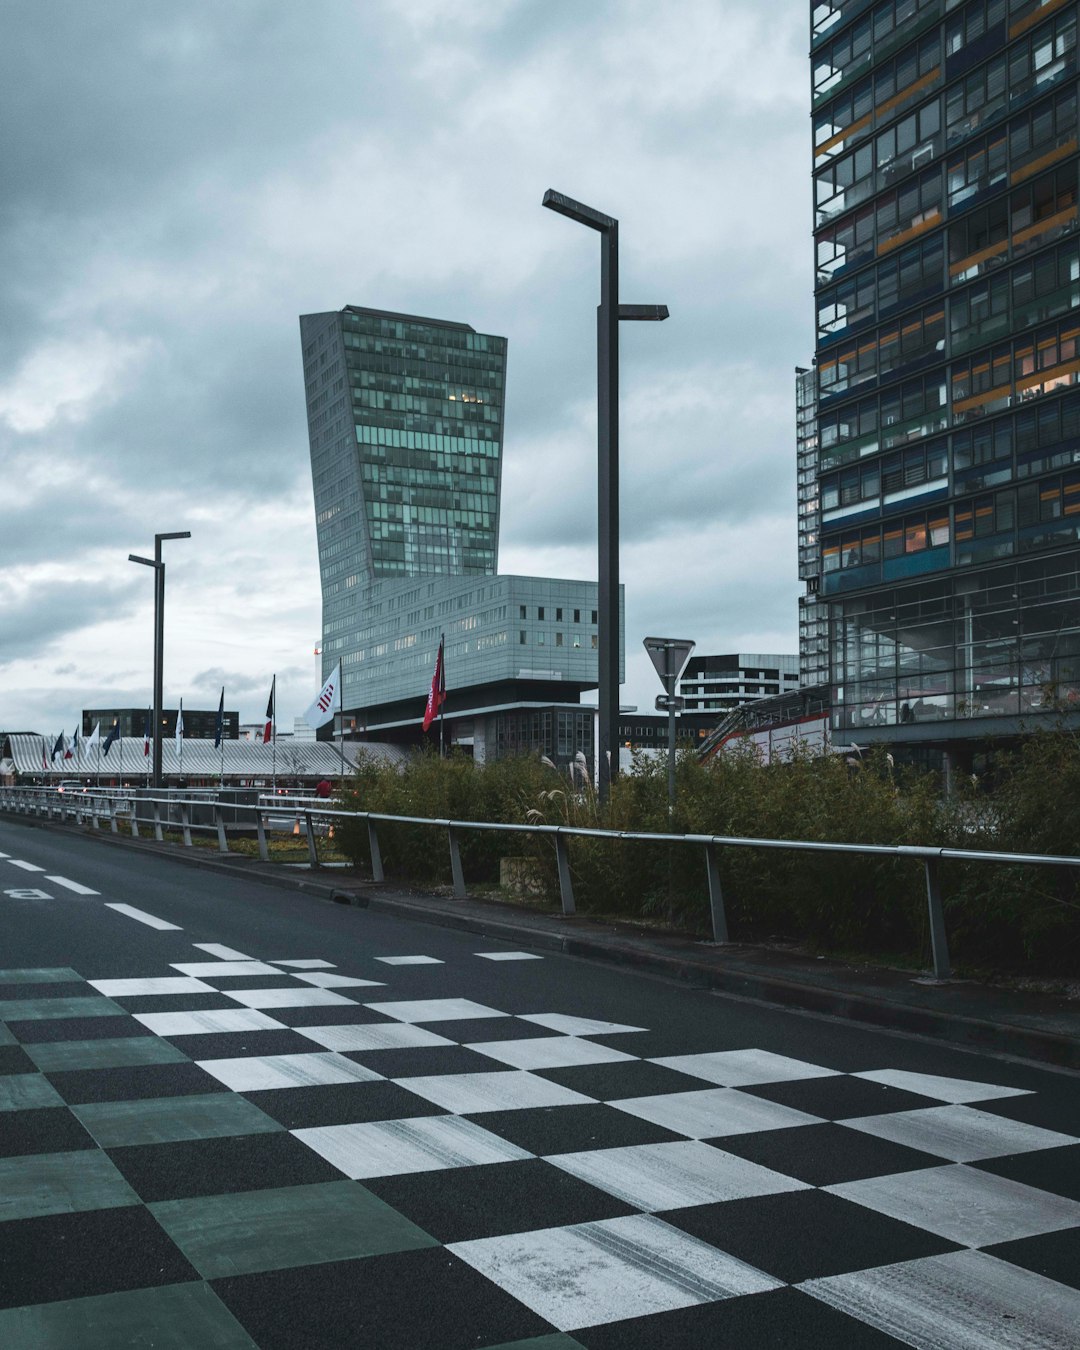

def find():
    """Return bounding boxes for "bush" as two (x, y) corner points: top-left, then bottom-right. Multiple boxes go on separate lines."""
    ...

(329, 738), (1080, 974)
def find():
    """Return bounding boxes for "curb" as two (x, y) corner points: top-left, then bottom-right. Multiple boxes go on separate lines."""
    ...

(4, 810), (1078, 1070)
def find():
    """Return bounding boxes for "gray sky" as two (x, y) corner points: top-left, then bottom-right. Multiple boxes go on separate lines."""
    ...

(0, 0), (812, 733)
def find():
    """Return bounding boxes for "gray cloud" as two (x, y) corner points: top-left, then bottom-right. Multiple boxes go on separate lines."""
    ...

(0, 0), (811, 728)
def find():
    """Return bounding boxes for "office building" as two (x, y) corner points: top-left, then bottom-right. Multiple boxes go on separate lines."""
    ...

(678, 654), (801, 714)
(811, 0), (1080, 767)
(797, 366), (831, 683)
(82, 708), (239, 741)
(300, 306), (619, 763)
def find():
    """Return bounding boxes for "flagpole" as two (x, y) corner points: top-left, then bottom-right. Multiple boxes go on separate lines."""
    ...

(271, 675), (277, 794)
(440, 632), (446, 759)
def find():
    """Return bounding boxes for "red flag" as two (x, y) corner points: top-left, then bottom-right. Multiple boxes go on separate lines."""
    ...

(422, 638), (446, 732)
(263, 676), (275, 743)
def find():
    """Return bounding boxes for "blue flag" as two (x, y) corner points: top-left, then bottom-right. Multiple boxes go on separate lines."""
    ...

(51, 732), (65, 761)
(103, 722), (120, 756)
(214, 687), (225, 749)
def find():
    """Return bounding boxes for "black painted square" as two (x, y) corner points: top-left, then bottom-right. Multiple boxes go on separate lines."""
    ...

(365, 1158), (635, 1243)
(0, 1106), (96, 1157)
(245, 1080), (442, 1129)
(45, 1062), (223, 1105)
(212, 1247), (553, 1350)
(0, 1206), (198, 1309)
(106, 1131), (343, 1201)
(468, 1103), (682, 1156)
(742, 1075), (938, 1120)
(711, 1121), (943, 1187)
(661, 1189), (959, 1283)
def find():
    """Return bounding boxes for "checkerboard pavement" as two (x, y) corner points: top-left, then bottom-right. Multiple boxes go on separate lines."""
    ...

(2, 954), (1079, 1348)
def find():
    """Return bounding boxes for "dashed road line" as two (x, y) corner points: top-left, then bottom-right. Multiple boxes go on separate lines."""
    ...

(105, 903), (182, 931)
(45, 876), (100, 896)
(7, 860), (46, 872)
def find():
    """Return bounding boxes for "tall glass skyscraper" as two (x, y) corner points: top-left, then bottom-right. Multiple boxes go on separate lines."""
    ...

(811, 0), (1080, 766)
(301, 306), (613, 760)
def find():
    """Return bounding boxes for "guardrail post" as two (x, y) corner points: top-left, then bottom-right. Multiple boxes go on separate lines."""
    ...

(923, 857), (951, 980)
(256, 812), (270, 862)
(152, 801), (163, 842)
(180, 803), (192, 848)
(704, 842), (730, 943)
(215, 804), (229, 854)
(555, 831), (575, 915)
(305, 811), (318, 867)
(367, 819), (384, 882)
(109, 799), (119, 834)
(90, 796), (100, 830)
(130, 802), (140, 838)
(448, 826), (466, 899)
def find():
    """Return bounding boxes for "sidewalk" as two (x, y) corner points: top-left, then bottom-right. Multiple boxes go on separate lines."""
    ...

(130, 836), (1080, 1072)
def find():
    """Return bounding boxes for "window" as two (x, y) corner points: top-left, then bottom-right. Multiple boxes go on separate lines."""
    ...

(519, 605), (526, 620)
(591, 611), (598, 623)
(556, 608), (563, 621)
(573, 608), (581, 623)
(556, 633), (564, 647)
(519, 631), (526, 644)
(538, 607), (545, 620)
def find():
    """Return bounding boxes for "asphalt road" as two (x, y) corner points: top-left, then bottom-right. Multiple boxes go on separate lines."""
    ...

(2, 815), (1079, 1348)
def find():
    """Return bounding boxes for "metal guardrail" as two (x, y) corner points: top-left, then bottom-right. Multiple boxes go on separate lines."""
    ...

(3, 785), (1079, 981)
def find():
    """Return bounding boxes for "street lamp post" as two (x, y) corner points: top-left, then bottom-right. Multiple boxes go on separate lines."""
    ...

(129, 531), (191, 789)
(542, 189), (668, 801)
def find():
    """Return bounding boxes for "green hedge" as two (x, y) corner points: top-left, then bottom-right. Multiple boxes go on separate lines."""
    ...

(332, 739), (1080, 975)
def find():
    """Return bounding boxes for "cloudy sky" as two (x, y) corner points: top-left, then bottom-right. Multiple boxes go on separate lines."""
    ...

(0, 0), (811, 734)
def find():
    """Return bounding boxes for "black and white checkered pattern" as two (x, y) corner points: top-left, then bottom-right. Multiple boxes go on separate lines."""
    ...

(2, 950), (1078, 1348)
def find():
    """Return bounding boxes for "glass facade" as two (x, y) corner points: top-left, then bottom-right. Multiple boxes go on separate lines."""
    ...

(810, 0), (1080, 740)
(301, 306), (621, 747)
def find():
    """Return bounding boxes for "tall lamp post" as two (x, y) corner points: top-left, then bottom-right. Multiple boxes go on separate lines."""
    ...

(129, 531), (191, 788)
(542, 189), (668, 801)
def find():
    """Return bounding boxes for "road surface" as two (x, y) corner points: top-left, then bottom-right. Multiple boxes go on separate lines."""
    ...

(1, 816), (1078, 1348)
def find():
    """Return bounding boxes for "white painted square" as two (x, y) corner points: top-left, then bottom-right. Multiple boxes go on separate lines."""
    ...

(271, 959), (335, 969)
(842, 1104), (1078, 1162)
(295, 1023), (453, 1052)
(87, 977), (215, 997)
(294, 972), (385, 989)
(449, 1214), (782, 1331)
(133, 1009), (286, 1036)
(365, 998), (507, 1023)
(193, 944), (251, 960)
(222, 987), (357, 1009)
(518, 1014), (647, 1036)
(475, 951), (543, 962)
(293, 1114), (532, 1178)
(828, 1164), (1080, 1246)
(650, 1049), (841, 1087)
(392, 1071), (594, 1114)
(374, 955), (444, 966)
(801, 1249), (1080, 1350)
(169, 962), (281, 978)
(853, 1069), (1033, 1104)
(466, 1037), (637, 1071)
(547, 1140), (809, 1212)
(195, 1052), (382, 1092)
(611, 1088), (822, 1139)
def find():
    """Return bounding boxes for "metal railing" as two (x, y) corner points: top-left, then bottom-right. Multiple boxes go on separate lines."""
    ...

(3, 784), (1079, 981)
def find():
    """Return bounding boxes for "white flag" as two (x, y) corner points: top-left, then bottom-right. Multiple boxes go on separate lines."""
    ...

(84, 722), (100, 754)
(304, 662), (341, 730)
(175, 700), (184, 751)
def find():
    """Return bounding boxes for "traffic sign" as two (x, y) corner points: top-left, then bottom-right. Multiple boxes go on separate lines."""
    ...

(655, 694), (685, 712)
(643, 637), (696, 687)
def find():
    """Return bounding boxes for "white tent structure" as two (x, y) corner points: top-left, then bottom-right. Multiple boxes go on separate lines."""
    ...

(3, 734), (405, 783)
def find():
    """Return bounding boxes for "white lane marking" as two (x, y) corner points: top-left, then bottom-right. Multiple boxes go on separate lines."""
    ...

(4, 888), (53, 900)
(193, 943), (251, 960)
(0, 852), (9, 858)
(105, 903), (182, 931)
(8, 860), (46, 873)
(45, 876), (100, 896)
